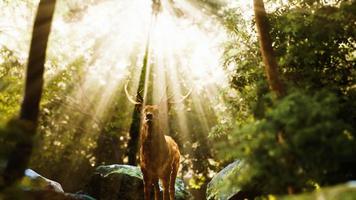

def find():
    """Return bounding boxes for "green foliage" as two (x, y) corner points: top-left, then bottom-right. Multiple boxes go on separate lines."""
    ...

(222, 8), (262, 92)
(215, 0), (356, 196)
(0, 48), (24, 123)
(270, 0), (356, 91)
(0, 119), (34, 156)
(1, 0), (355, 197)
(230, 90), (356, 194)
(2, 1), (221, 194)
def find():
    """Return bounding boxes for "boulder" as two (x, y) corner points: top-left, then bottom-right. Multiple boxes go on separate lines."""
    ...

(279, 181), (356, 200)
(83, 164), (191, 200)
(22, 169), (64, 192)
(207, 160), (252, 200)
(1, 189), (96, 200)
(3, 169), (96, 200)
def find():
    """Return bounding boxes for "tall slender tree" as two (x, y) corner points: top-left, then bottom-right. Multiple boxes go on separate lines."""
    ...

(2, 0), (57, 186)
(127, 43), (150, 165)
(253, 0), (285, 97)
(127, 6), (159, 165)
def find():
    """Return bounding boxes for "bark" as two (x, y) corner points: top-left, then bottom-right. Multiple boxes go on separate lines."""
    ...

(2, 0), (56, 187)
(127, 104), (142, 165)
(253, 0), (285, 97)
(127, 37), (150, 165)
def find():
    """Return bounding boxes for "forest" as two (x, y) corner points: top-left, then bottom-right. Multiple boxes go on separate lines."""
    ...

(0, 0), (355, 199)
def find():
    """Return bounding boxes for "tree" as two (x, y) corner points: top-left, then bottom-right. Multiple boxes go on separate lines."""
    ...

(126, 44), (149, 165)
(215, 0), (356, 195)
(2, 0), (57, 187)
(253, 0), (285, 98)
(127, 10), (157, 165)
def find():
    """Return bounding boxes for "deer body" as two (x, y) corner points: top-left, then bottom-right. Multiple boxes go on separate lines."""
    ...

(140, 105), (180, 200)
(124, 81), (191, 200)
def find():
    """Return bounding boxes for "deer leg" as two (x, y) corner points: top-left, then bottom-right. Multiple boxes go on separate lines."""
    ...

(169, 160), (179, 200)
(153, 177), (160, 200)
(144, 182), (152, 200)
(161, 177), (170, 200)
(143, 172), (152, 200)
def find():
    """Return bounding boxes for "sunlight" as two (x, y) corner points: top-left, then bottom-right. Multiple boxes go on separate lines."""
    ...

(150, 2), (228, 87)
(1, 0), (354, 198)
(0, 0), (242, 186)
(0, 1), (35, 64)
(47, 0), (233, 175)
(43, 0), (234, 133)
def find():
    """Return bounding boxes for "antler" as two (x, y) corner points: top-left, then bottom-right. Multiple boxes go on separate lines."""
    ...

(161, 87), (192, 105)
(124, 81), (143, 105)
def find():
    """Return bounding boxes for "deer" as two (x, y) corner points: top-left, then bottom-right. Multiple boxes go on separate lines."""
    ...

(125, 82), (191, 200)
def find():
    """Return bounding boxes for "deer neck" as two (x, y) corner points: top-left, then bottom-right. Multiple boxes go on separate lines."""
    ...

(142, 120), (166, 150)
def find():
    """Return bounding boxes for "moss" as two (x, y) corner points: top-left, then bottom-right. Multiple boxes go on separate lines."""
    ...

(84, 164), (191, 200)
(280, 183), (356, 200)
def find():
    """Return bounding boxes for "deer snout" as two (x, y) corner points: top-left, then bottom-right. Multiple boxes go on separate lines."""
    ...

(146, 113), (153, 120)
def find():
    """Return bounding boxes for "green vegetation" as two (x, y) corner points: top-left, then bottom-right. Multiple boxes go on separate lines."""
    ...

(0, 0), (355, 199)
(214, 0), (356, 196)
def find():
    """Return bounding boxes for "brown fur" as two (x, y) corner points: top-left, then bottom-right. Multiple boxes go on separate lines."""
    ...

(140, 105), (180, 200)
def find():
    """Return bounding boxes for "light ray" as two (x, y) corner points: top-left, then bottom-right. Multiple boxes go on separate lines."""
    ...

(0, 0), (251, 185)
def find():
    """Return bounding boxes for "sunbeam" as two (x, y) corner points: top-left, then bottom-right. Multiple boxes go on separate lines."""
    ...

(1, 0), (355, 198)
(0, 0), (238, 193)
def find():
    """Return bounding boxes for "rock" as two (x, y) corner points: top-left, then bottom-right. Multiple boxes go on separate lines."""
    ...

(83, 164), (191, 200)
(7, 169), (96, 200)
(1, 189), (96, 200)
(206, 160), (252, 200)
(22, 169), (64, 193)
(279, 182), (356, 200)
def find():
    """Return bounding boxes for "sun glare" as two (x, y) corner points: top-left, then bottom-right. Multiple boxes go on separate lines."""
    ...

(43, 0), (232, 122)
(0, 0), (261, 187)
(0, 0), (246, 174)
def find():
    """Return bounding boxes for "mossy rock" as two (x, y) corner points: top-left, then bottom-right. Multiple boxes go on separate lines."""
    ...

(206, 160), (255, 200)
(83, 164), (191, 200)
(206, 160), (240, 200)
(1, 168), (96, 200)
(20, 169), (64, 192)
(0, 189), (96, 200)
(279, 182), (356, 200)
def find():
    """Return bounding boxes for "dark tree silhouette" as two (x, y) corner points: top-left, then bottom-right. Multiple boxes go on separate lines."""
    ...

(2, 0), (57, 186)
(126, 5), (161, 165)
(253, 0), (285, 97)
(127, 37), (150, 165)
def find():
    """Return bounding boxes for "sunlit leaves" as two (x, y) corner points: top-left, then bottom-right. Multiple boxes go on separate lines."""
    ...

(213, 0), (356, 196)
(0, 48), (24, 123)
(270, 1), (356, 91)
(222, 89), (356, 194)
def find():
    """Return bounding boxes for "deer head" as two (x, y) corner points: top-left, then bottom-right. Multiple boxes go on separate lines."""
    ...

(141, 105), (161, 134)
(125, 80), (191, 135)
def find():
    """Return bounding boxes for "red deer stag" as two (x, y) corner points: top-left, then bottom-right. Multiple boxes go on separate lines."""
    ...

(125, 83), (191, 200)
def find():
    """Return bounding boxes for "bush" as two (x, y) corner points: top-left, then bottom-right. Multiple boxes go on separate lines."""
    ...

(229, 89), (356, 194)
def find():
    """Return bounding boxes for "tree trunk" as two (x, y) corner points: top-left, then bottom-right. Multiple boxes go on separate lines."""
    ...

(127, 104), (142, 165)
(127, 37), (150, 165)
(2, 0), (56, 187)
(253, 0), (285, 97)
